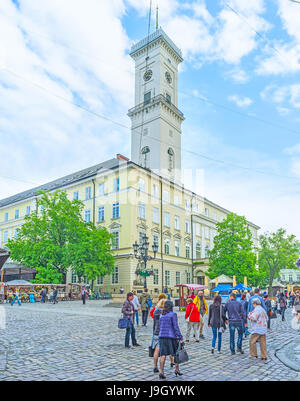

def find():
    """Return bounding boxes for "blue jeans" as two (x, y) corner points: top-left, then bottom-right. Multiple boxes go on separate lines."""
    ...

(125, 322), (137, 347)
(135, 311), (139, 325)
(211, 327), (222, 351)
(11, 296), (21, 306)
(229, 322), (243, 352)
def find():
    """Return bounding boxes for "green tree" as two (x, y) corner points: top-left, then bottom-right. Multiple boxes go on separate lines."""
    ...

(258, 228), (299, 295)
(7, 190), (115, 284)
(207, 213), (260, 286)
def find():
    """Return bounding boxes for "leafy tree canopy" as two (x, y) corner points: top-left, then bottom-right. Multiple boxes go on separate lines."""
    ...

(207, 213), (260, 286)
(8, 190), (115, 284)
(258, 228), (300, 294)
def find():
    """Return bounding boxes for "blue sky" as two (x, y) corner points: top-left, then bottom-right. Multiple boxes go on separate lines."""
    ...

(1, 0), (300, 237)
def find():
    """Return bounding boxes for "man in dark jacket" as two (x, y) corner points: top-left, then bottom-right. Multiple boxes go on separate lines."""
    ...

(52, 287), (58, 304)
(139, 288), (152, 327)
(264, 294), (272, 329)
(122, 292), (140, 349)
(224, 293), (246, 355)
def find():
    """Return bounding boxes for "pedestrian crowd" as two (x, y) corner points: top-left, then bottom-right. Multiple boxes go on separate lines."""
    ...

(121, 287), (300, 380)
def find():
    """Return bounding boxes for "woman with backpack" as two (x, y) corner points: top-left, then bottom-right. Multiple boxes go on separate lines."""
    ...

(185, 298), (200, 342)
(208, 294), (227, 354)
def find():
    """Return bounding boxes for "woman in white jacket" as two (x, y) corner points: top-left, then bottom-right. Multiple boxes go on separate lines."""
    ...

(248, 298), (268, 360)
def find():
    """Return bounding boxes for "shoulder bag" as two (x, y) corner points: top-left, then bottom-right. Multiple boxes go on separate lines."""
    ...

(174, 342), (189, 364)
(118, 316), (131, 329)
(185, 304), (195, 322)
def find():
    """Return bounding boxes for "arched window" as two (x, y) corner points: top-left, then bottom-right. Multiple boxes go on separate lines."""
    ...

(141, 146), (150, 168)
(168, 148), (174, 171)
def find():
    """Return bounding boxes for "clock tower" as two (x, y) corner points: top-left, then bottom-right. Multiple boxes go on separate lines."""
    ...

(128, 28), (184, 184)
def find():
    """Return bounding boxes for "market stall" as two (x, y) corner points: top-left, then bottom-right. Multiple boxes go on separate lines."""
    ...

(175, 284), (208, 310)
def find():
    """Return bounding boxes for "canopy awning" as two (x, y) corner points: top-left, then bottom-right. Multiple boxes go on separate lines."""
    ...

(0, 248), (10, 269)
(5, 280), (34, 286)
(209, 274), (233, 284)
(175, 284), (208, 290)
(211, 284), (232, 292)
(230, 283), (252, 291)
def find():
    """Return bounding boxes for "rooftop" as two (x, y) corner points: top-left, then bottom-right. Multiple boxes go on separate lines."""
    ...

(130, 28), (183, 60)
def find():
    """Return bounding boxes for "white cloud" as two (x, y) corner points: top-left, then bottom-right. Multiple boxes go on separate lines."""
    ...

(261, 84), (300, 108)
(226, 68), (250, 83)
(228, 94), (253, 107)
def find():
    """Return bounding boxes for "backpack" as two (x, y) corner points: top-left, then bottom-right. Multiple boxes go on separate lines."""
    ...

(146, 297), (152, 308)
(265, 299), (272, 312)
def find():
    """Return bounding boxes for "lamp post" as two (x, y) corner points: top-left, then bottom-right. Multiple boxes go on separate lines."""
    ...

(133, 234), (158, 289)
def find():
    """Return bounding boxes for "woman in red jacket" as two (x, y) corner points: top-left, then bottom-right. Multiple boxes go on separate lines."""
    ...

(185, 298), (200, 342)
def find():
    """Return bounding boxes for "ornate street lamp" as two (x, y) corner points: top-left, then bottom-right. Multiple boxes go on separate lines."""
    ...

(133, 234), (158, 288)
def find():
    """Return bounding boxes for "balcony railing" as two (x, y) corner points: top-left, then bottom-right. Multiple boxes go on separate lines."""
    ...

(128, 94), (184, 119)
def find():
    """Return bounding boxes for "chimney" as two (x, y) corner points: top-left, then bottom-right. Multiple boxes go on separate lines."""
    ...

(116, 154), (129, 161)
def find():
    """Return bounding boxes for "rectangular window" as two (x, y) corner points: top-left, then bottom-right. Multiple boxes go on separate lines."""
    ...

(164, 239), (170, 255)
(213, 212), (217, 221)
(73, 191), (79, 200)
(196, 223), (201, 236)
(112, 202), (120, 219)
(165, 270), (170, 286)
(153, 269), (159, 285)
(153, 207), (159, 224)
(4, 212), (8, 222)
(152, 184), (159, 198)
(113, 177), (120, 192)
(163, 190), (169, 202)
(98, 206), (105, 222)
(71, 270), (77, 284)
(26, 206), (31, 216)
(196, 242), (201, 259)
(85, 187), (92, 200)
(185, 199), (190, 210)
(84, 210), (91, 223)
(174, 195), (179, 206)
(175, 240), (180, 257)
(15, 209), (19, 219)
(205, 227), (209, 239)
(97, 276), (104, 285)
(3, 230), (8, 243)
(186, 272), (191, 284)
(144, 91), (151, 105)
(111, 232), (120, 250)
(185, 220), (190, 233)
(138, 178), (145, 192)
(166, 93), (171, 104)
(138, 202), (146, 219)
(205, 208), (209, 217)
(174, 215), (180, 230)
(186, 244), (191, 259)
(99, 183), (105, 196)
(153, 235), (159, 252)
(164, 212), (170, 227)
(112, 266), (119, 284)
(176, 271), (181, 285)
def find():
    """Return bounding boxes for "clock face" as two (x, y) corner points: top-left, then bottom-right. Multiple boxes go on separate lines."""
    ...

(165, 71), (172, 84)
(143, 70), (153, 82)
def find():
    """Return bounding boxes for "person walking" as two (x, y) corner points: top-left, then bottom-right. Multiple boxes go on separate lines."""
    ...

(208, 294), (226, 354)
(151, 297), (175, 373)
(248, 298), (268, 360)
(139, 288), (152, 327)
(240, 293), (250, 337)
(158, 300), (183, 380)
(263, 294), (272, 329)
(40, 287), (47, 303)
(193, 290), (208, 339)
(132, 290), (141, 326)
(81, 286), (88, 305)
(185, 298), (200, 343)
(247, 288), (267, 314)
(246, 290), (251, 302)
(294, 291), (300, 313)
(11, 288), (22, 306)
(279, 293), (287, 321)
(190, 291), (196, 300)
(224, 293), (245, 355)
(52, 287), (58, 304)
(122, 292), (141, 349)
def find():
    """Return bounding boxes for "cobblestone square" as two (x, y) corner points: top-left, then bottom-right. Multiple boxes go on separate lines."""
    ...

(1, 300), (300, 381)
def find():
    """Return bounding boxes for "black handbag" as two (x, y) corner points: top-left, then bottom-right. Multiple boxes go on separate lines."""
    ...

(149, 346), (155, 357)
(174, 343), (189, 364)
(118, 317), (131, 329)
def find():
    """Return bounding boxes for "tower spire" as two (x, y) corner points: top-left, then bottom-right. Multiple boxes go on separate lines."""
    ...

(155, 4), (159, 30)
